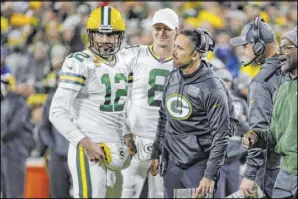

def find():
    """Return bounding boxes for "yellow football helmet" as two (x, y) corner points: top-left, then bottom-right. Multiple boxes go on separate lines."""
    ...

(86, 6), (126, 56)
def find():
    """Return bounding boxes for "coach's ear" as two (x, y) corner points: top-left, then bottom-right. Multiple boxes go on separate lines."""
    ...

(192, 51), (201, 61)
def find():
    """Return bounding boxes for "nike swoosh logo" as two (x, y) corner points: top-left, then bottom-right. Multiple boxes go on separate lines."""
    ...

(213, 104), (220, 108)
(250, 100), (255, 104)
(66, 64), (73, 70)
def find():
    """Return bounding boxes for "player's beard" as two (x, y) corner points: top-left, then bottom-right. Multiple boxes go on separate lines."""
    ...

(98, 44), (114, 54)
(93, 42), (115, 57)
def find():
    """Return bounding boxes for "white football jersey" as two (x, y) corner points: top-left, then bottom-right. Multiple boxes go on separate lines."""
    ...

(123, 45), (173, 139)
(50, 48), (132, 145)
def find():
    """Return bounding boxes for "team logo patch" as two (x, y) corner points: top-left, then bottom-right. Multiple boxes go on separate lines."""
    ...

(166, 94), (192, 120)
(119, 148), (124, 159)
(143, 144), (153, 154)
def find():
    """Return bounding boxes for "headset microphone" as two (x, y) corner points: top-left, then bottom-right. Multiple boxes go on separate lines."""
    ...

(241, 55), (260, 67)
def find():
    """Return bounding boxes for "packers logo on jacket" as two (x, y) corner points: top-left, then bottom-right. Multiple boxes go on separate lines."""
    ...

(166, 94), (192, 120)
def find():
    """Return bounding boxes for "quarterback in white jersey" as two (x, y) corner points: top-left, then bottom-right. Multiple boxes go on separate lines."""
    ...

(49, 6), (136, 198)
(121, 8), (179, 198)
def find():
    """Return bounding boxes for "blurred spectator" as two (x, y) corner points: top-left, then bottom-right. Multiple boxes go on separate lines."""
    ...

(215, 32), (241, 78)
(233, 72), (252, 102)
(214, 68), (249, 198)
(5, 29), (33, 84)
(28, 41), (51, 92)
(1, 46), (16, 100)
(44, 44), (69, 93)
(1, 83), (36, 198)
(60, 20), (84, 53)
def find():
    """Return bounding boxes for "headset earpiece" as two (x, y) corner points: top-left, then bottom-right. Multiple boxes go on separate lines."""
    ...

(193, 28), (215, 53)
(253, 17), (266, 56)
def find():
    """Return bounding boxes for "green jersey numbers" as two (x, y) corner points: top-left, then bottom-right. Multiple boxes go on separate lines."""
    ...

(148, 68), (170, 107)
(68, 52), (90, 62)
(100, 73), (128, 112)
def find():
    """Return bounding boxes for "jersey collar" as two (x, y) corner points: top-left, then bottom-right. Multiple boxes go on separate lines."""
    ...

(87, 47), (117, 67)
(148, 45), (173, 64)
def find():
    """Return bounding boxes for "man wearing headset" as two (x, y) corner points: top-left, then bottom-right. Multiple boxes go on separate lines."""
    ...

(149, 28), (238, 198)
(230, 17), (283, 198)
(242, 26), (297, 198)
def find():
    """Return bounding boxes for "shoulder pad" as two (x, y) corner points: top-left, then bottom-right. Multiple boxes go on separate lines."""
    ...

(59, 52), (89, 83)
(124, 45), (140, 49)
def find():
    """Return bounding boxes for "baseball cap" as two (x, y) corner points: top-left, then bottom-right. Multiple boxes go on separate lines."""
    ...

(152, 8), (179, 29)
(230, 21), (275, 47)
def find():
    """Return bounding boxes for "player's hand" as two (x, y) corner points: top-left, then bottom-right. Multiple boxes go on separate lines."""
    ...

(149, 159), (159, 176)
(124, 134), (137, 156)
(239, 177), (257, 197)
(242, 130), (258, 149)
(193, 177), (215, 198)
(79, 137), (105, 162)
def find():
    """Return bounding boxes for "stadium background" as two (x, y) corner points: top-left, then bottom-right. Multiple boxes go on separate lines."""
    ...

(1, 1), (297, 198)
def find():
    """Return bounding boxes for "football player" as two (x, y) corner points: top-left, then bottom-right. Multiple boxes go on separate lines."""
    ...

(121, 8), (179, 198)
(49, 6), (136, 198)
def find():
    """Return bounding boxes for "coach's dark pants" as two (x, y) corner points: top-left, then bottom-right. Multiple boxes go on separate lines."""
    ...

(163, 158), (208, 198)
(255, 151), (280, 198)
(215, 160), (241, 198)
(1, 156), (26, 198)
(48, 153), (72, 198)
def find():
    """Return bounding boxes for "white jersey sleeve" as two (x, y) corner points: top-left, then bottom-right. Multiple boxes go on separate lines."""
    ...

(49, 52), (91, 146)
(58, 52), (89, 91)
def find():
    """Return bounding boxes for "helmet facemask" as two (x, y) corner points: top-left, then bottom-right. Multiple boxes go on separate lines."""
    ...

(87, 29), (124, 57)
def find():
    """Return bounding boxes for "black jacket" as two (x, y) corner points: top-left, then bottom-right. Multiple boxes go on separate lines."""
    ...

(151, 60), (238, 180)
(1, 91), (35, 159)
(245, 54), (283, 180)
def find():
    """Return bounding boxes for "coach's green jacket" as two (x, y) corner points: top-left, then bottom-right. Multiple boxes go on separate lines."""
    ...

(256, 77), (297, 175)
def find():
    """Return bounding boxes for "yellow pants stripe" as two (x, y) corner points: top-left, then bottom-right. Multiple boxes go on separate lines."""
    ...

(76, 146), (92, 198)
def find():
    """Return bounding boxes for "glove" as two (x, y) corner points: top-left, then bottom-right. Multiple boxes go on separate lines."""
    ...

(242, 130), (258, 149)
(124, 134), (137, 156)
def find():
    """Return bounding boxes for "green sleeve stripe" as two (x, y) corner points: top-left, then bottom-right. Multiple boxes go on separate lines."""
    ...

(60, 72), (86, 80)
(60, 79), (85, 86)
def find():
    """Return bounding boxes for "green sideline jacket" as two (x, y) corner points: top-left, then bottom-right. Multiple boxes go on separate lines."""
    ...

(258, 78), (297, 175)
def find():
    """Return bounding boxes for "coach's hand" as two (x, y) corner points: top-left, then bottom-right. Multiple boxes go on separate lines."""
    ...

(149, 159), (159, 176)
(124, 133), (137, 156)
(239, 177), (256, 197)
(193, 177), (215, 198)
(242, 130), (258, 149)
(79, 137), (105, 163)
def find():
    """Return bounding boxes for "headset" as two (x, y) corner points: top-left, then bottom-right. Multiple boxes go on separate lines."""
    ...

(178, 28), (215, 69)
(193, 28), (216, 53)
(241, 17), (266, 66)
(253, 17), (266, 56)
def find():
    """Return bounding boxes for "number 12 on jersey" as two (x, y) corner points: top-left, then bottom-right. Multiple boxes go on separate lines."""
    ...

(100, 73), (128, 112)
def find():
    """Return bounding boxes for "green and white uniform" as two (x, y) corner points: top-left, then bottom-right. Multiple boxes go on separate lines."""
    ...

(121, 45), (173, 198)
(49, 48), (132, 198)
